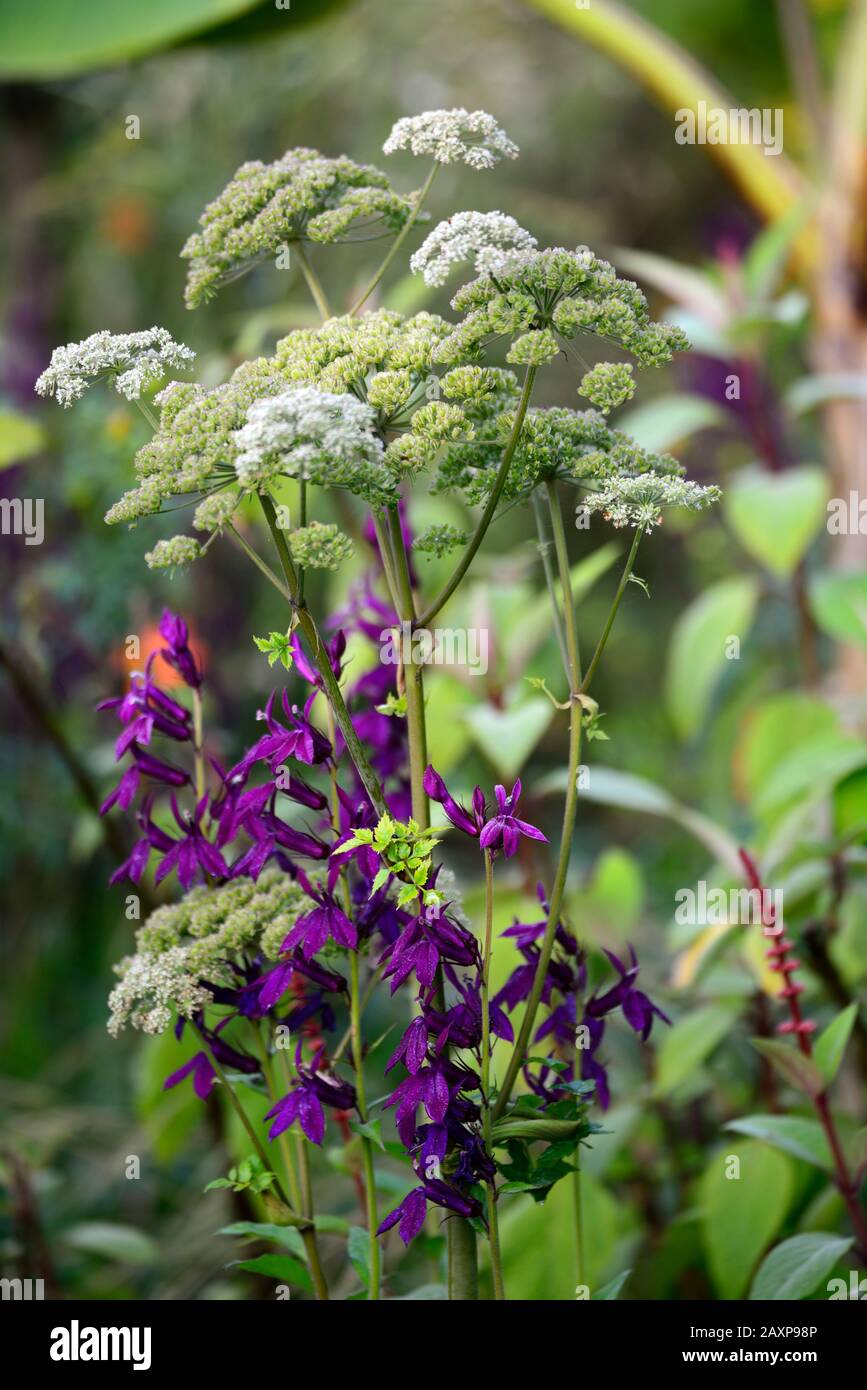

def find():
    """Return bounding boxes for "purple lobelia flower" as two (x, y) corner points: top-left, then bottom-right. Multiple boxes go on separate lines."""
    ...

(280, 881), (357, 957)
(479, 780), (547, 858)
(154, 795), (230, 890)
(229, 689), (332, 782)
(158, 609), (202, 688)
(265, 1046), (356, 1145)
(423, 764), (487, 838)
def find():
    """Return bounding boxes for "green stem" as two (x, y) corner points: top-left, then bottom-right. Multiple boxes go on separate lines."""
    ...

(482, 849), (506, 1300)
(532, 487), (570, 679)
(580, 524), (645, 695)
(492, 481), (583, 1122)
(227, 521), (295, 603)
(447, 1216), (479, 1301)
(371, 508), (403, 613)
(417, 365), (537, 628)
(134, 398), (158, 430)
(573, 1157), (585, 1293)
(259, 492), (388, 816)
(294, 240), (333, 321)
(350, 950), (382, 1300)
(192, 687), (205, 799)
(350, 162), (439, 315)
(387, 506), (428, 826)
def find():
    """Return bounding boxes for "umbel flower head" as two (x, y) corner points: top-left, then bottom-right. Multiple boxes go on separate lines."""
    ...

(181, 148), (419, 308)
(232, 385), (395, 505)
(35, 328), (195, 407)
(436, 245), (689, 369)
(410, 212), (537, 287)
(579, 472), (722, 531)
(383, 108), (519, 168)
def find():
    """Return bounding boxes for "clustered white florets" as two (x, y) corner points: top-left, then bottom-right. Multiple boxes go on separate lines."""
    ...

(232, 385), (395, 504)
(35, 328), (195, 407)
(383, 109), (519, 169)
(579, 473), (722, 531)
(410, 212), (537, 287)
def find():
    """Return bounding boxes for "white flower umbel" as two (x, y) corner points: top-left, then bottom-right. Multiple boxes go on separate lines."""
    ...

(410, 212), (537, 287)
(383, 109), (519, 169)
(35, 328), (195, 407)
(581, 473), (722, 531)
(232, 384), (395, 504)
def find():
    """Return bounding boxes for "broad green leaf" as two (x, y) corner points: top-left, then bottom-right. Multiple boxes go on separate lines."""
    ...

(749, 1233), (853, 1301)
(724, 1115), (832, 1171)
(0, 0), (263, 77)
(814, 1004), (859, 1085)
(654, 1003), (741, 1097)
(63, 1222), (157, 1265)
(584, 847), (643, 933)
(0, 410), (45, 469)
(463, 696), (553, 781)
(724, 466), (828, 578)
(743, 200), (817, 302)
(701, 1141), (793, 1299)
(538, 764), (743, 876)
(755, 733), (867, 814)
(809, 571), (867, 650)
(665, 576), (759, 739)
(752, 1039), (825, 1099)
(737, 693), (840, 806)
(616, 393), (727, 452)
(235, 1253), (312, 1291)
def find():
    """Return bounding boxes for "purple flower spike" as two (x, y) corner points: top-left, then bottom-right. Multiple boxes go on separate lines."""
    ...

(159, 609), (202, 688)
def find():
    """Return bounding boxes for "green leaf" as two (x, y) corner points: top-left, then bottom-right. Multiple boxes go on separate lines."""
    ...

(0, 409), (45, 469)
(463, 696), (554, 781)
(665, 576), (759, 739)
(616, 393), (727, 452)
(654, 1003), (741, 1097)
(62, 1222), (157, 1265)
(724, 466), (827, 578)
(809, 571), (867, 650)
(350, 1118), (386, 1151)
(701, 1141), (793, 1299)
(235, 1253), (312, 1291)
(752, 1039), (826, 1099)
(218, 1221), (305, 1255)
(724, 1115), (832, 1172)
(738, 694), (840, 807)
(0, 0), (265, 77)
(754, 733), (867, 814)
(814, 1004), (859, 1085)
(347, 1226), (371, 1289)
(785, 372), (867, 417)
(749, 1233), (853, 1301)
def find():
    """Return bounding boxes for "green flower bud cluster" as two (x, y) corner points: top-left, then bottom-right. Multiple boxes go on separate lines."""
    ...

(144, 535), (202, 571)
(413, 523), (467, 558)
(435, 246), (688, 369)
(578, 361), (636, 413)
(434, 404), (682, 506)
(108, 868), (321, 1035)
(182, 147), (418, 308)
(288, 520), (354, 570)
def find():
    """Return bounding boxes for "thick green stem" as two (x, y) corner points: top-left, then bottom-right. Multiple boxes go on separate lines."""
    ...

(448, 1215), (479, 1300)
(573, 1158), (585, 1293)
(532, 489), (570, 678)
(492, 481), (583, 1122)
(350, 162), (439, 315)
(259, 493), (388, 816)
(294, 240), (333, 321)
(417, 365), (537, 628)
(482, 849), (506, 1300)
(350, 950), (382, 1300)
(387, 506), (428, 826)
(580, 524), (645, 695)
